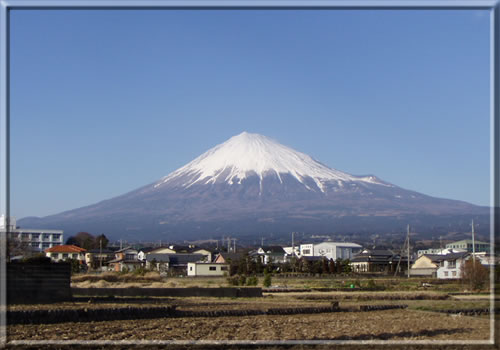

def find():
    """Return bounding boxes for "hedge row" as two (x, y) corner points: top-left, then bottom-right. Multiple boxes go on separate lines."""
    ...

(8, 302), (406, 325)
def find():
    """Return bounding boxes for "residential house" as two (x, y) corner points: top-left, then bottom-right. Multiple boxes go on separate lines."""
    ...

(214, 252), (244, 264)
(187, 262), (230, 276)
(146, 253), (206, 275)
(252, 246), (287, 264)
(410, 251), (470, 278)
(410, 254), (441, 277)
(192, 248), (214, 262)
(436, 251), (469, 279)
(45, 245), (86, 263)
(350, 249), (408, 273)
(137, 247), (156, 261)
(108, 247), (142, 272)
(283, 246), (300, 258)
(85, 248), (116, 270)
(150, 246), (176, 254)
(145, 253), (171, 273)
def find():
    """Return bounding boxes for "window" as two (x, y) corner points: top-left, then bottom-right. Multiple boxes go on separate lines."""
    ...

(51, 253), (59, 259)
(302, 249), (311, 255)
(42, 234), (50, 241)
(72, 254), (77, 259)
(221, 266), (228, 271)
(125, 254), (136, 260)
(209, 266), (216, 271)
(52, 234), (61, 241)
(452, 271), (457, 277)
(31, 242), (39, 247)
(444, 271), (448, 277)
(448, 260), (456, 268)
(190, 266), (193, 271)
(31, 233), (40, 240)
(62, 253), (68, 259)
(42, 243), (50, 248)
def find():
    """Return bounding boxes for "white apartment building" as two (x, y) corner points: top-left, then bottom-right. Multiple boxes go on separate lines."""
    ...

(1, 216), (63, 252)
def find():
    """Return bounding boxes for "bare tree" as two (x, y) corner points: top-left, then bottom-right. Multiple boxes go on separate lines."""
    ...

(461, 258), (489, 291)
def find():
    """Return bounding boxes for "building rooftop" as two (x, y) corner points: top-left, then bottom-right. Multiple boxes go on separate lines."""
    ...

(423, 251), (469, 262)
(446, 239), (490, 245)
(45, 245), (86, 253)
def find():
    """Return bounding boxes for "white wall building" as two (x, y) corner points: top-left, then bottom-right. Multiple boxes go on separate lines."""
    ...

(313, 242), (362, 260)
(297, 242), (362, 260)
(299, 244), (314, 256)
(2, 216), (63, 252)
(436, 252), (469, 279)
(417, 248), (465, 257)
(187, 262), (229, 276)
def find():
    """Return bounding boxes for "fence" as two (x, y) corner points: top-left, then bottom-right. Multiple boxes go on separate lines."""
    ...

(7, 262), (72, 303)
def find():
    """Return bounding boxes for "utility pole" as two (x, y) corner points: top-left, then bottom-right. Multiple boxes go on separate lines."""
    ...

(472, 219), (476, 267)
(227, 237), (231, 252)
(407, 224), (411, 279)
(99, 237), (103, 270)
(292, 232), (295, 257)
(232, 238), (236, 253)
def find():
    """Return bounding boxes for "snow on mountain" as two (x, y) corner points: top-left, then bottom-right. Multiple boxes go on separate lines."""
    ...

(154, 131), (389, 192)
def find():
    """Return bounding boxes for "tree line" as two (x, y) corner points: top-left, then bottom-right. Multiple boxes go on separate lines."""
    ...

(228, 254), (352, 276)
(66, 232), (109, 251)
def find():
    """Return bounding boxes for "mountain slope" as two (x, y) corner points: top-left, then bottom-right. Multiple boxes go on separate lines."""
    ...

(18, 132), (488, 240)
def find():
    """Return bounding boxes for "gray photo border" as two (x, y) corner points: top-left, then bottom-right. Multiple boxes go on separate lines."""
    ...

(0, 0), (498, 347)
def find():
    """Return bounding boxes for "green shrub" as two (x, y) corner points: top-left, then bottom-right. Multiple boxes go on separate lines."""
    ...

(227, 276), (239, 286)
(239, 275), (247, 286)
(132, 267), (147, 276)
(263, 273), (272, 288)
(246, 276), (258, 286)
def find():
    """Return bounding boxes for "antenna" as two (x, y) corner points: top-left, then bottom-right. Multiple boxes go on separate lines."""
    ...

(394, 225), (410, 278)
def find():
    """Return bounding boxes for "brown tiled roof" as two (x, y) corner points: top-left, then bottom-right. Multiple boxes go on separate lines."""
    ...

(45, 245), (86, 253)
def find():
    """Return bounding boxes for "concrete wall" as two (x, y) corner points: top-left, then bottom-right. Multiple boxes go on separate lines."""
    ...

(7, 262), (72, 303)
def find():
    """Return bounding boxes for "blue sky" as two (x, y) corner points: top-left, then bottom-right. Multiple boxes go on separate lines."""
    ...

(10, 9), (491, 218)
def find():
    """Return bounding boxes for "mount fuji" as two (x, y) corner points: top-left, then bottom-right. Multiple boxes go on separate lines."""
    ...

(18, 132), (488, 241)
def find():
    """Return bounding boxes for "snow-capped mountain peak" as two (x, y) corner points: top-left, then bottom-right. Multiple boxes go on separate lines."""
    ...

(154, 131), (388, 191)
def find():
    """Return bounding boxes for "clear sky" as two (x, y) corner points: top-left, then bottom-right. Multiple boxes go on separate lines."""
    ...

(10, 9), (491, 218)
